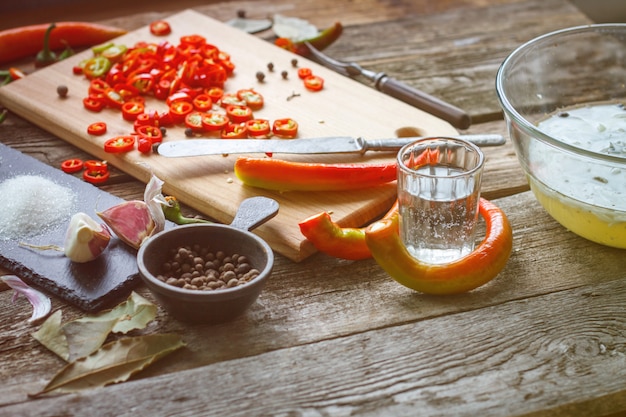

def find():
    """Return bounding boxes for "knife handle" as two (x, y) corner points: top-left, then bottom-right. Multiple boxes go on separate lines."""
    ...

(375, 75), (471, 130)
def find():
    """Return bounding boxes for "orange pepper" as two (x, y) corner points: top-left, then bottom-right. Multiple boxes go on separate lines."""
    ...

(364, 198), (513, 295)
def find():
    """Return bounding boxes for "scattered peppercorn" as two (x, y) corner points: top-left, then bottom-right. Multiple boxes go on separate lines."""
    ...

(291, 58), (298, 67)
(160, 126), (167, 137)
(256, 71), (265, 82)
(185, 127), (194, 137)
(281, 70), (289, 79)
(267, 62), (274, 72)
(57, 85), (68, 98)
(156, 244), (261, 291)
(237, 9), (246, 18)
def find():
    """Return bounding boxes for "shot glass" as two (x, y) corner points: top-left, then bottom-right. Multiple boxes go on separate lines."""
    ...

(397, 137), (485, 264)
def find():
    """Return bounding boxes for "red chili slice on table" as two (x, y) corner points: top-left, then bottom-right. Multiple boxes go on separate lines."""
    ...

(83, 169), (110, 184)
(83, 96), (104, 112)
(297, 67), (313, 80)
(272, 118), (299, 138)
(121, 101), (145, 121)
(304, 75), (324, 91)
(185, 111), (206, 132)
(221, 123), (248, 139)
(201, 112), (229, 132)
(225, 104), (253, 123)
(246, 119), (271, 138)
(150, 20), (172, 36)
(104, 135), (135, 153)
(87, 121), (107, 136)
(135, 125), (163, 143)
(60, 158), (84, 173)
(236, 89), (264, 110)
(84, 160), (108, 173)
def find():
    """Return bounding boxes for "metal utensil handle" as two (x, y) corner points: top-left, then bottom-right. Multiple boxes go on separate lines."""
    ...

(229, 197), (280, 231)
(375, 75), (471, 130)
(363, 134), (506, 152)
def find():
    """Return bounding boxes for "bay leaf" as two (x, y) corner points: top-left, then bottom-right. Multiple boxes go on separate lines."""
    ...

(31, 292), (158, 362)
(31, 310), (69, 361)
(31, 333), (185, 397)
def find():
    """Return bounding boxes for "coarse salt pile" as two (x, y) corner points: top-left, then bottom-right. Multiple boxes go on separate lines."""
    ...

(0, 175), (77, 240)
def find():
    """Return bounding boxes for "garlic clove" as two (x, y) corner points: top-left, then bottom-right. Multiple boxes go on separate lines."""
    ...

(97, 201), (155, 249)
(64, 212), (111, 263)
(1, 275), (52, 324)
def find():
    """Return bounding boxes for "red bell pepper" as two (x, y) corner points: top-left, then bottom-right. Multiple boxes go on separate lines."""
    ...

(234, 157), (398, 192)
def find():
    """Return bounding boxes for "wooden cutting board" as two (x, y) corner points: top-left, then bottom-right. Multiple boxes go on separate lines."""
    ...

(0, 9), (457, 262)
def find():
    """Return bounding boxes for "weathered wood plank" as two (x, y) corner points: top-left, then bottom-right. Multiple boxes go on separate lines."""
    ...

(3, 277), (626, 417)
(1, 191), (624, 409)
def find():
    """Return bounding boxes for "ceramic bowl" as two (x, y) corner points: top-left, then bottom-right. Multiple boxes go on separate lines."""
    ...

(495, 24), (626, 248)
(137, 197), (278, 324)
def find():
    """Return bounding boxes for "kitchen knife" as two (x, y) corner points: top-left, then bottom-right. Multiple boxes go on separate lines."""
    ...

(156, 134), (505, 158)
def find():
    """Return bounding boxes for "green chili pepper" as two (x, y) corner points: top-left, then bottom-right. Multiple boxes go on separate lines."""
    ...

(0, 109), (8, 124)
(162, 196), (211, 225)
(35, 23), (58, 67)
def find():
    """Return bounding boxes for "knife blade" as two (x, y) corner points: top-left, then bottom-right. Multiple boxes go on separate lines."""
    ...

(156, 134), (505, 158)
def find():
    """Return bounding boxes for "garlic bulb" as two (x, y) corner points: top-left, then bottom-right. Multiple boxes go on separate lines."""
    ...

(63, 212), (112, 263)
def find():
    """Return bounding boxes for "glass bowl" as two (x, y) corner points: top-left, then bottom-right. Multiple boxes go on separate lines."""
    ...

(496, 24), (626, 248)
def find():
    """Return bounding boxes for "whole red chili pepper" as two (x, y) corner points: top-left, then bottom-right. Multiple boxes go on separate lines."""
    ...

(364, 198), (513, 295)
(299, 200), (398, 260)
(0, 22), (127, 65)
(234, 157), (397, 192)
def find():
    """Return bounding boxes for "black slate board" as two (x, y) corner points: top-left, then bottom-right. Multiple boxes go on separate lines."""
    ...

(0, 143), (149, 312)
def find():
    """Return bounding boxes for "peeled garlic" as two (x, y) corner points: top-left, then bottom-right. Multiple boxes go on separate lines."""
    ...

(64, 212), (112, 263)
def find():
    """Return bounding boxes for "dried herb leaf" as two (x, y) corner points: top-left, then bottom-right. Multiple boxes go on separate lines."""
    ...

(31, 333), (185, 397)
(32, 310), (69, 360)
(32, 292), (158, 361)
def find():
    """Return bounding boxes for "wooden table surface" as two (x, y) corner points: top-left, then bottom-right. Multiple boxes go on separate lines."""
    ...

(2, 1), (626, 416)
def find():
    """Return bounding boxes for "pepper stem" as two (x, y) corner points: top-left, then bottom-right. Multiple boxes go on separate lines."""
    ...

(35, 23), (58, 67)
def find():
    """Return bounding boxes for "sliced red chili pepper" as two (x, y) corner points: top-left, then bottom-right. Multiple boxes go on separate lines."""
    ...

(137, 137), (153, 154)
(201, 112), (229, 132)
(127, 73), (154, 95)
(168, 100), (194, 124)
(236, 89), (264, 110)
(84, 160), (108, 174)
(272, 118), (299, 138)
(121, 101), (145, 121)
(83, 96), (104, 112)
(365, 198), (513, 295)
(83, 169), (110, 184)
(114, 83), (139, 101)
(89, 79), (110, 95)
(60, 158), (84, 174)
(104, 135), (135, 153)
(192, 93), (213, 112)
(245, 119), (270, 138)
(184, 111), (206, 132)
(150, 20), (172, 36)
(135, 124), (163, 143)
(180, 34), (206, 48)
(297, 67), (313, 80)
(304, 75), (324, 91)
(103, 87), (125, 108)
(87, 121), (107, 135)
(221, 123), (248, 139)
(206, 86), (224, 103)
(219, 93), (246, 108)
(234, 157), (398, 192)
(225, 104), (253, 123)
